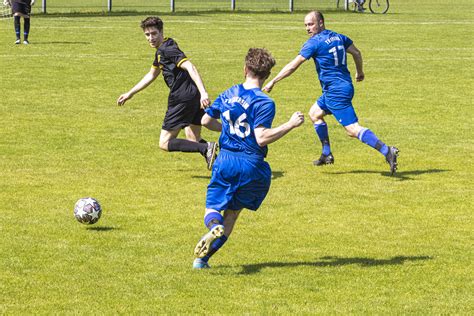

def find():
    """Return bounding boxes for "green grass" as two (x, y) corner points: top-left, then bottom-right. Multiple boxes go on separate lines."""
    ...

(1, 0), (473, 313)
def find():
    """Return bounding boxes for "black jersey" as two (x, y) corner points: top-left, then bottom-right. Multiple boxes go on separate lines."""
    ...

(12, 0), (31, 4)
(153, 38), (199, 105)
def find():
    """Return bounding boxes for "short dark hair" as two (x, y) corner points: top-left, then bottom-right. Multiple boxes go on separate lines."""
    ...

(140, 16), (163, 32)
(308, 10), (324, 24)
(245, 48), (276, 80)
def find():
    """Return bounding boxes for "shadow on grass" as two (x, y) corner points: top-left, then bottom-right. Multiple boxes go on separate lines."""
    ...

(191, 175), (211, 180)
(34, 8), (345, 19)
(271, 170), (284, 180)
(238, 255), (433, 275)
(31, 41), (92, 45)
(86, 226), (119, 231)
(324, 168), (449, 181)
(192, 170), (284, 180)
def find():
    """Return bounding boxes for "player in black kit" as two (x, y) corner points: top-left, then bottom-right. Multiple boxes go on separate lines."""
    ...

(4, 0), (34, 44)
(117, 16), (217, 170)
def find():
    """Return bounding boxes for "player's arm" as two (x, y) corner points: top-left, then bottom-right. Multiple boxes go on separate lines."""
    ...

(117, 67), (160, 106)
(263, 55), (306, 92)
(254, 111), (304, 147)
(179, 60), (210, 108)
(201, 113), (222, 132)
(346, 44), (364, 82)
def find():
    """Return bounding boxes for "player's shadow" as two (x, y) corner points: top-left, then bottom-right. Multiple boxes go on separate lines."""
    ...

(325, 168), (449, 181)
(271, 171), (284, 180)
(86, 226), (118, 231)
(191, 175), (211, 179)
(192, 170), (284, 180)
(238, 255), (432, 275)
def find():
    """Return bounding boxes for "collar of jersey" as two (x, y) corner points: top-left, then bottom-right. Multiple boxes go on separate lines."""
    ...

(158, 37), (170, 49)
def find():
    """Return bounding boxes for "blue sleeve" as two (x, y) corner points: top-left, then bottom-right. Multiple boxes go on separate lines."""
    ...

(205, 95), (223, 119)
(254, 100), (275, 129)
(341, 34), (353, 49)
(299, 39), (317, 60)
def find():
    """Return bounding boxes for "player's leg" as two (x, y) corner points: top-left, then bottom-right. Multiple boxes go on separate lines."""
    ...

(309, 98), (334, 166)
(194, 209), (226, 258)
(344, 121), (399, 175)
(183, 123), (217, 169)
(13, 14), (21, 44)
(21, 3), (31, 44)
(159, 128), (207, 155)
(193, 209), (241, 269)
(23, 15), (30, 44)
(162, 101), (217, 169)
(183, 124), (202, 142)
(159, 127), (215, 166)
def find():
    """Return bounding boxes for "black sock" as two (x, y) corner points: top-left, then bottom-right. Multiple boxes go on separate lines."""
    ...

(168, 139), (206, 154)
(14, 16), (20, 39)
(199, 138), (207, 144)
(23, 17), (30, 40)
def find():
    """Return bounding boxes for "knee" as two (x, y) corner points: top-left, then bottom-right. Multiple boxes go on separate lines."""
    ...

(345, 124), (363, 138)
(158, 140), (169, 151)
(308, 108), (324, 123)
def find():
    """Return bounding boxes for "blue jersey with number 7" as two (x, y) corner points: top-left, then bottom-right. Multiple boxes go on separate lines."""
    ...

(299, 29), (354, 91)
(205, 84), (275, 159)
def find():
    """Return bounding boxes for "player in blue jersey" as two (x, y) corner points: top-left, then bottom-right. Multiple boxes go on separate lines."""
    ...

(117, 17), (217, 170)
(192, 48), (305, 269)
(264, 11), (399, 175)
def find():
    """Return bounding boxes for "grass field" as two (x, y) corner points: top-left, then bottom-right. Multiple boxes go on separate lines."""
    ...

(1, 0), (473, 313)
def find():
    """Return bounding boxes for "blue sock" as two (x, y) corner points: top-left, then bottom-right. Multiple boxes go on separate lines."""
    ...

(358, 128), (389, 156)
(202, 235), (228, 263)
(314, 122), (331, 155)
(204, 211), (223, 230)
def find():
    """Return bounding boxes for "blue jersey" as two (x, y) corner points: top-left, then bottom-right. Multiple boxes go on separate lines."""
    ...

(299, 29), (354, 92)
(205, 84), (276, 159)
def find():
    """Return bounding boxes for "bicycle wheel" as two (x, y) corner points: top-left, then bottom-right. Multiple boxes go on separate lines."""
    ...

(369, 0), (389, 14)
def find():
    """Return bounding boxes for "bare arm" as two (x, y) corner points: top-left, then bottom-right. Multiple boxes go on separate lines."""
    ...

(346, 44), (364, 82)
(254, 111), (304, 147)
(179, 60), (210, 108)
(201, 113), (222, 132)
(263, 55), (307, 92)
(117, 67), (160, 106)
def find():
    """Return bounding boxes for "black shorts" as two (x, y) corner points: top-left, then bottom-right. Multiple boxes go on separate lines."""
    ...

(12, 2), (31, 16)
(162, 95), (204, 131)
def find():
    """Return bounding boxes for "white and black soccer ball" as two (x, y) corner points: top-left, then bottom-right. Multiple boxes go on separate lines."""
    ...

(74, 197), (102, 225)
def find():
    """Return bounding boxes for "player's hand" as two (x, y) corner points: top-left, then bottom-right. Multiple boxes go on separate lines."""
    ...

(289, 111), (304, 128)
(117, 92), (132, 106)
(262, 81), (275, 93)
(200, 92), (210, 109)
(355, 71), (365, 82)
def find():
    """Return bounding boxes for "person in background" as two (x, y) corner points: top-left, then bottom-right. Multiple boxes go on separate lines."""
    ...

(4, 0), (35, 44)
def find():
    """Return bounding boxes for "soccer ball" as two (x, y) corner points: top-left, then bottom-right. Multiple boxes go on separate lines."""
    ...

(74, 197), (102, 225)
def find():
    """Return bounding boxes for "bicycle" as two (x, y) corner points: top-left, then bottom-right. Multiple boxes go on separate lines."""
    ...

(338, 0), (390, 14)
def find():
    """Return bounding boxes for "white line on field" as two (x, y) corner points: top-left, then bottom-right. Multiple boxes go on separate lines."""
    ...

(373, 48), (473, 51)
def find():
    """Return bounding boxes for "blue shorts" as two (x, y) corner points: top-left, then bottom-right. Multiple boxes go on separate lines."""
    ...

(206, 150), (271, 211)
(317, 84), (358, 127)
